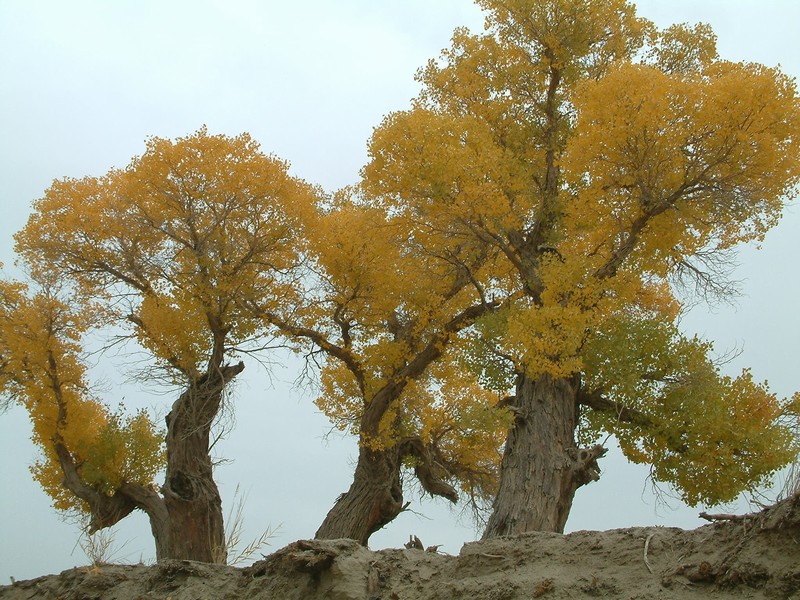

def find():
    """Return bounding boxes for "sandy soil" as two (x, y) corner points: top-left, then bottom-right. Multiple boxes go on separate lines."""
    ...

(2, 495), (798, 600)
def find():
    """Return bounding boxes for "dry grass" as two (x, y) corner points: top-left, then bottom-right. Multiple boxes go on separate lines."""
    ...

(74, 521), (129, 567)
(216, 484), (279, 566)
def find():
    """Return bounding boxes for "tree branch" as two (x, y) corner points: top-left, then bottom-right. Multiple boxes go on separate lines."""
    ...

(53, 435), (165, 534)
(399, 437), (458, 503)
(126, 312), (197, 379)
(244, 301), (367, 396)
(577, 388), (654, 428)
(699, 510), (756, 523)
(569, 444), (608, 489)
(363, 298), (501, 436)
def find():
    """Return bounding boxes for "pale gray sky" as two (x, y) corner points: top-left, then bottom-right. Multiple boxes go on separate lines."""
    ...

(1, 0), (798, 583)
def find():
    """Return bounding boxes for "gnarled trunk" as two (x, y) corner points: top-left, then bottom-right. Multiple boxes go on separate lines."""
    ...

(57, 363), (243, 563)
(315, 445), (404, 545)
(117, 482), (171, 560)
(483, 372), (606, 538)
(160, 366), (241, 563)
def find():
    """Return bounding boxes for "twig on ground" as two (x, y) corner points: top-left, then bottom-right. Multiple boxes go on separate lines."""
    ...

(643, 533), (655, 574)
(404, 535), (424, 550)
(699, 511), (750, 522)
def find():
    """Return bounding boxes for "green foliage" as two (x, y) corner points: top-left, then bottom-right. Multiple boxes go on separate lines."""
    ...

(458, 310), (517, 394)
(77, 408), (166, 498)
(582, 314), (798, 505)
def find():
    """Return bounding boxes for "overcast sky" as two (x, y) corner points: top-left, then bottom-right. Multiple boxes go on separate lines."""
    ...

(1, 0), (798, 583)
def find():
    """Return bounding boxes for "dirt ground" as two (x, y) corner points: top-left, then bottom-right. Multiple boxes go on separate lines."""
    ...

(2, 495), (798, 600)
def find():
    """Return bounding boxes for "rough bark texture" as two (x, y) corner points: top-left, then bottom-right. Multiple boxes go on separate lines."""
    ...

(314, 433), (461, 545)
(483, 372), (606, 538)
(118, 483), (171, 560)
(315, 446), (405, 545)
(160, 364), (242, 563)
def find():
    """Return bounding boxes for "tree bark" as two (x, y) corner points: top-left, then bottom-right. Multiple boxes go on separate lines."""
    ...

(54, 361), (243, 563)
(160, 363), (243, 563)
(483, 372), (606, 538)
(315, 445), (405, 545)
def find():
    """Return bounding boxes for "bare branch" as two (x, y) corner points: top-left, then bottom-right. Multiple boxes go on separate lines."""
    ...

(244, 301), (367, 396)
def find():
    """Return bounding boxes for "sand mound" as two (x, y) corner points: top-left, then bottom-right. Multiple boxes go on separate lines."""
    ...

(3, 495), (798, 599)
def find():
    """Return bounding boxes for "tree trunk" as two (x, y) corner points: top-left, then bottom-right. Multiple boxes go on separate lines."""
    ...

(315, 445), (404, 545)
(117, 482), (171, 560)
(483, 372), (606, 538)
(54, 437), (174, 561)
(160, 364), (242, 562)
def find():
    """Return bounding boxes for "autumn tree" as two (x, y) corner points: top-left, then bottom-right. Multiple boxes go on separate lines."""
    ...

(0, 278), (166, 546)
(243, 196), (513, 544)
(2, 129), (316, 562)
(361, 0), (800, 537)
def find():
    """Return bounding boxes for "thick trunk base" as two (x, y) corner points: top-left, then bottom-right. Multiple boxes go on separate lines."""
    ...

(160, 377), (231, 562)
(483, 373), (605, 538)
(315, 447), (403, 545)
(162, 482), (225, 562)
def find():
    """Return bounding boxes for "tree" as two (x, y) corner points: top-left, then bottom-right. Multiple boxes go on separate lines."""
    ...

(0, 278), (166, 547)
(2, 128), (316, 562)
(243, 197), (513, 544)
(361, 0), (800, 536)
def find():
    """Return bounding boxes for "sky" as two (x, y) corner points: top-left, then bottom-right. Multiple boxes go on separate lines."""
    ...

(1, 0), (799, 583)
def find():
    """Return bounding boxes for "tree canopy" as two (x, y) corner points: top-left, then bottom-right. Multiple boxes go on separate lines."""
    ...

(359, 0), (800, 535)
(242, 191), (514, 541)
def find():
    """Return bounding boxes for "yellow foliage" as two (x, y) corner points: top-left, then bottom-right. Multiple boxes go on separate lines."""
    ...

(10, 2), (791, 520)
(7, 128), (316, 519)
(647, 22), (718, 74)
(16, 127), (318, 379)
(477, 0), (651, 80)
(0, 280), (164, 515)
(316, 360), (364, 437)
(304, 192), (512, 491)
(136, 293), (208, 375)
(565, 60), (800, 274)
(407, 356), (513, 497)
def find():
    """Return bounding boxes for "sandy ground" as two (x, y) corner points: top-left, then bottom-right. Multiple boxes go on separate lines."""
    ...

(2, 495), (798, 600)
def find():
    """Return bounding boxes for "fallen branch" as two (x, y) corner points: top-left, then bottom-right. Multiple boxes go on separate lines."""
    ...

(643, 533), (654, 574)
(699, 511), (752, 523)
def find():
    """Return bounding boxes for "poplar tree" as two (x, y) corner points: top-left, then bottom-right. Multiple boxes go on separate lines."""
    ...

(362, 0), (800, 537)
